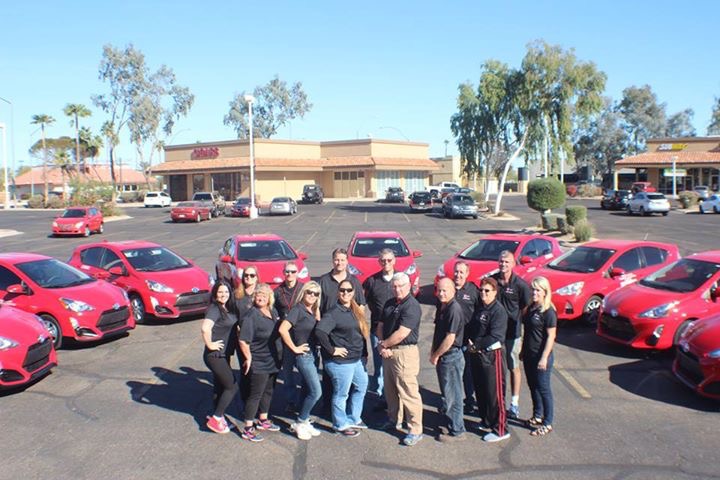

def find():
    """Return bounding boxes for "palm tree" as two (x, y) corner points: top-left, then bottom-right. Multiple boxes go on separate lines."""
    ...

(53, 150), (72, 202)
(63, 104), (91, 174)
(31, 114), (55, 205)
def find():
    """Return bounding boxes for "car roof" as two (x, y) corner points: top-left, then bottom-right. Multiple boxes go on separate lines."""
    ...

(687, 250), (720, 262)
(480, 233), (554, 243)
(352, 231), (404, 240)
(582, 239), (676, 250)
(76, 240), (162, 251)
(0, 252), (52, 263)
(232, 233), (285, 242)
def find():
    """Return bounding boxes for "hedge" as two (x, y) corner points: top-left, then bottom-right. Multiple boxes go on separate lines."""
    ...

(565, 205), (587, 226)
(527, 178), (566, 213)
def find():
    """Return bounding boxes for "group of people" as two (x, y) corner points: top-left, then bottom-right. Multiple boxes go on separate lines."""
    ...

(200, 247), (557, 445)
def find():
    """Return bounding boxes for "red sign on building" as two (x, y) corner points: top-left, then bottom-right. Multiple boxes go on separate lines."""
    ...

(192, 147), (220, 159)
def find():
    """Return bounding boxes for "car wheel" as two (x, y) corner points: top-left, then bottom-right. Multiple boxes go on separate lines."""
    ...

(98, 223), (104, 234)
(84, 226), (91, 237)
(473, 215), (478, 219)
(700, 205), (705, 214)
(39, 314), (62, 349)
(129, 294), (147, 325)
(715, 206), (719, 214)
(662, 211), (668, 216)
(626, 206), (633, 216)
(639, 207), (646, 216)
(196, 213), (201, 223)
(583, 295), (603, 326)
(674, 320), (694, 346)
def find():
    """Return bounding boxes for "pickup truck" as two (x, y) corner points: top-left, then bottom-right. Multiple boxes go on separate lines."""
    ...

(427, 182), (460, 199)
(191, 191), (226, 217)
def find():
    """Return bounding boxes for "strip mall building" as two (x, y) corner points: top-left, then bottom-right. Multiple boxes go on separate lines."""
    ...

(154, 138), (439, 201)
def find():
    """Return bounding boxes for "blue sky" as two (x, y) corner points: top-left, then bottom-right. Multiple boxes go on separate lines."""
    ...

(1, 0), (718, 171)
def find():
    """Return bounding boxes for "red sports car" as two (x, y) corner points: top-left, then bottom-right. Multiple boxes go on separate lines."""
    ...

(216, 234), (309, 289)
(674, 314), (720, 400)
(598, 251), (720, 350)
(435, 234), (563, 287)
(52, 206), (104, 237)
(0, 304), (57, 389)
(170, 201), (212, 223)
(0, 253), (134, 348)
(69, 241), (213, 324)
(347, 231), (423, 296)
(528, 240), (680, 323)
(229, 197), (252, 217)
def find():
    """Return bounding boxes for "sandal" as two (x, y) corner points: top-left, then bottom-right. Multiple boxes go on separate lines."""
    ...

(530, 424), (553, 436)
(526, 417), (543, 427)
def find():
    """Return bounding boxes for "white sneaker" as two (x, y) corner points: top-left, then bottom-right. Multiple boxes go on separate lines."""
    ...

(303, 421), (321, 437)
(291, 422), (312, 441)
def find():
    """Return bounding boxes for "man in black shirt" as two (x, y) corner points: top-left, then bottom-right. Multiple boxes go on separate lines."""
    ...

(318, 248), (366, 315)
(274, 261), (303, 412)
(377, 273), (424, 447)
(453, 261), (479, 413)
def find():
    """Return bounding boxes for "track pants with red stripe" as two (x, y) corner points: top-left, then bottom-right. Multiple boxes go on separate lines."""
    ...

(470, 348), (507, 436)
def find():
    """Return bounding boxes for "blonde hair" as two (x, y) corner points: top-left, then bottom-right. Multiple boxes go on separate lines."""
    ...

(531, 276), (555, 312)
(338, 279), (369, 339)
(253, 283), (275, 310)
(295, 281), (321, 318)
(234, 264), (259, 299)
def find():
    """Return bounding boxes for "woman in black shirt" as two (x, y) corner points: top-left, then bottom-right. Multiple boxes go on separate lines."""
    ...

(239, 283), (282, 442)
(521, 276), (557, 437)
(278, 281), (323, 440)
(231, 264), (259, 326)
(201, 281), (239, 434)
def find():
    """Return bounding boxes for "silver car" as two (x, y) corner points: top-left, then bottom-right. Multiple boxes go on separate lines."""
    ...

(442, 194), (478, 219)
(269, 196), (298, 215)
(627, 192), (670, 216)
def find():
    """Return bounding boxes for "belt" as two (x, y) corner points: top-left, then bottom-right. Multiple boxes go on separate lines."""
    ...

(390, 344), (417, 350)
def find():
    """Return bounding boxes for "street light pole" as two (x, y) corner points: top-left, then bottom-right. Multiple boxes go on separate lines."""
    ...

(0, 96), (14, 206)
(244, 94), (258, 219)
(0, 122), (8, 209)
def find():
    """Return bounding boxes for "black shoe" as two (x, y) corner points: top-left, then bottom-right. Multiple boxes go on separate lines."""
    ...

(463, 404), (476, 415)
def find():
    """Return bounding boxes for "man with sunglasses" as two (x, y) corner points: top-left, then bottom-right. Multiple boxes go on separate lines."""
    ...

(275, 261), (303, 413)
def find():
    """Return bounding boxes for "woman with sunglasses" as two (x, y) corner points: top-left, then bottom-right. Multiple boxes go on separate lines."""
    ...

(314, 279), (370, 437)
(275, 261), (303, 412)
(278, 281), (323, 440)
(231, 265), (260, 327)
(238, 283), (282, 442)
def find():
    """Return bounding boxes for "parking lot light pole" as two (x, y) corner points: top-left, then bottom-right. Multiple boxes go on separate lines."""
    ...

(0, 122), (7, 209)
(672, 155), (678, 198)
(244, 94), (258, 219)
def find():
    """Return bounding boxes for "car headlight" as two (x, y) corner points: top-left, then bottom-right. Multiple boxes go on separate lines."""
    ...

(298, 266), (309, 279)
(436, 264), (446, 277)
(146, 280), (174, 293)
(347, 264), (361, 276)
(637, 301), (678, 319)
(555, 281), (584, 296)
(59, 297), (95, 313)
(405, 263), (417, 275)
(52, 221), (58, 227)
(74, 221), (84, 228)
(0, 336), (19, 351)
(121, 290), (129, 301)
(708, 349), (720, 359)
(452, 205), (460, 210)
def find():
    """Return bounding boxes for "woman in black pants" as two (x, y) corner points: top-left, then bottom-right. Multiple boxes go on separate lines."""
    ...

(239, 283), (282, 442)
(201, 281), (239, 434)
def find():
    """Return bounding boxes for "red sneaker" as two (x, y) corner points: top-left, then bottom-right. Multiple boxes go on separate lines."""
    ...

(206, 415), (230, 434)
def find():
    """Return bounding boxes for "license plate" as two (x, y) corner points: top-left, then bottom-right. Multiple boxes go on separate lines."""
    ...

(179, 214), (185, 218)
(419, 202), (425, 206)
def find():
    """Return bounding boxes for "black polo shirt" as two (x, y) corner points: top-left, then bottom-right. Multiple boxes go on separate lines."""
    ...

(492, 272), (532, 340)
(380, 293), (421, 346)
(239, 307), (281, 373)
(363, 271), (395, 328)
(274, 281), (301, 320)
(230, 294), (254, 328)
(204, 303), (239, 357)
(431, 298), (465, 353)
(467, 299), (508, 351)
(318, 270), (366, 315)
(522, 305), (558, 357)
(285, 303), (317, 347)
(315, 304), (366, 363)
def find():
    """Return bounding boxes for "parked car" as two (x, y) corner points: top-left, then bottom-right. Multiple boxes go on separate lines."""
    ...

(699, 194), (720, 214)
(693, 185), (711, 200)
(191, 191), (226, 217)
(0, 304), (57, 390)
(631, 181), (656, 193)
(346, 231), (422, 296)
(407, 191), (433, 212)
(439, 187), (459, 200)
(216, 234), (309, 289)
(301, 184), (324, 204)
(51, 207), (104, 237)
(427, 182), (461, 199)
(269, 197), (298, 215)
(597, 251), (720, 350)
(385, 187), (405, 203)
(229, 197), (252, 217)
(600, 189), (632, 210)
(442, 194), (478, 219)
(69, 241), (213, 325)
(143, 191), (172, 208)
(0, 253), (134, 348)
(627, 192), (670, 216)
(529, 240), (680, 323)
(674, 314), (720, 400)
(435, 234), (563, 286)
(170, 201), (212, 223)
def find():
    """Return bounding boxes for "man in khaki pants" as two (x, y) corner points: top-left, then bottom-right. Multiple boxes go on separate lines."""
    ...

(377, 273), (424, 446)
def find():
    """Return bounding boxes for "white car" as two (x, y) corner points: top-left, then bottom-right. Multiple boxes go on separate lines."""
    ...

(144, 191), (172, 208)
(699, 194), (720, 214)
(627, 192), (670, 216)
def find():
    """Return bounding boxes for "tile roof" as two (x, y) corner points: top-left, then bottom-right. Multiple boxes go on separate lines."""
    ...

(14, 165), (156, 186)
(615, 151), (720, 166)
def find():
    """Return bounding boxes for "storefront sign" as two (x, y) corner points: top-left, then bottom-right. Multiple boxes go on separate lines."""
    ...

(663, 168), (687, 177)
(657, 143), (687, 151)
(192, 147), (220, 159)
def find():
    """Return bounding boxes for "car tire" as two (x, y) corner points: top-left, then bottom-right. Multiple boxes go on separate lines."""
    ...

(98, 223), (104, 234)
(473, 215), (478, 219)
(627, 206), (633, 216)
(700, 205), (705, 214)
(40, 314), (62, 349)
(715, 206), (719, 214)
(196, 213), (201, 223)
(662, 212), (668, 216)
(129, 294), (147, 325)
(84, 226), (91, 237)
(583, 295), (603, 326)
(674, 320), (694, 346)
(639, 207), (646, 216)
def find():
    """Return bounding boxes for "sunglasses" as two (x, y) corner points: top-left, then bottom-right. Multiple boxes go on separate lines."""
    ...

(338, 288), (354, 293)
(480, 288), (495, 293)
(284, 270), (298, 274)
(243, 273), (257, 278)
(379, 259), (394, 264)
(306, 291), (320, 297)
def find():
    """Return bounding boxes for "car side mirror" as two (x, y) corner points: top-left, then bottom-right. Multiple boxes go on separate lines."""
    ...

(220, 255), (233, 264)
(108, 266), (126, 277)
(413, 250), (423, 258)
(609, 267), (626, 278)
(6, 283), (29, 295)
(711, 287), (719, 302)
(96, 270), (111, 280)
(298, 252), (308, 260)
(519, 256), (533, 265)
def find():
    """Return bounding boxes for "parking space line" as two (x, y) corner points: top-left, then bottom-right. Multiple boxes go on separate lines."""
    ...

(285, 212), (304, 224)
(297, 231), (317, 251)
(323, 210), (336, 223)
(402, 213), (411, 223)
(364, 212), (368, 223)
(555, 362), (592, 399)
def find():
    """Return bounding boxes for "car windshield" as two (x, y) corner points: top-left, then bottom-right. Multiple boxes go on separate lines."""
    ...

(351, 237), (410, 258)
(458, 239), (520, 261)
(647, 194), (665, 200)
(193, 193), (211, 200)
(146, 193), (157, 198)
(177, 202), (198, 207)
(236, 240), (297, 261)
(235, 198), (250, 205)
(272, 197), (290, 203)
(16, 258), (95, 288)
(639, 258), (720, 293)
(123, 247), (191, 272)
(388, 188), (402, 193)
(413, 192), (431, 200)
(617, 191), (630, 198)
(548, 246), (615, 273)
(61, 209), (86, 218)
(305, 186), (318, 191)
(454, 195), (474, 205)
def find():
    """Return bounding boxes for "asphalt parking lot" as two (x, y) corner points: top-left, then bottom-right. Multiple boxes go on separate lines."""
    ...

(1, 195), (719, 480)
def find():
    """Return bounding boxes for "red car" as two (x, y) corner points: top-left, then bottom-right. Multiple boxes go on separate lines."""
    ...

(52, 206), (104, 237)
(597, 251), (720, 350)
(170, 201), (212, 223)
(674, 314), (720, 400)
(68, 241), (213, 324)
(229, 197), (251, 217)
(0, 304), (57, 389)
(347, 231), (423, 296)
(529, 240), (680, 323)
(216, 234), (309, 289)
(435, 234), (563, 287)
(0, 253), (134, 348)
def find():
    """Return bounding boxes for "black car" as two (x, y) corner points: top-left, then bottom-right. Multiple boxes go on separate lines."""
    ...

(301, 184), (324, 204)
(408, 191), (433, 212)
(385, 187), (405, 203)
(600, 189), (632, 210)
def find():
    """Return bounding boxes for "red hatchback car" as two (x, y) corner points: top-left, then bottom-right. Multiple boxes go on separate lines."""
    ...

(0, 304), (57, 389)
(216, 234), (309, 289)
(435, 234), (563, 287)
(529, 240), (680, 323)
(52, 206), (104, 237)
(674, 314), (720, 400)
(69, 241), (213, 324)
(170, 201), (212, 223)
(597, 251), (720, 350)
(0, 253), (134, 348)
(347, 231), (423, 296)
(229, 197), (252, 217)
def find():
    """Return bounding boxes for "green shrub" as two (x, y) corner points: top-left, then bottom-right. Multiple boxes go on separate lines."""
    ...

(565, 205), (588, 226)
(678, 191), (699, 209)
(119, 191), (142, 203)
(541, 212), (565, 230)
(27, 195), (45, 209)
(574, 220), (594, 242)
(557, 216), (573, 235)
(69, 179), (115, 205)
(99, 201), (122, 217)
(470, 191), (486, 208)
(527, 178), (566, 213)
(578, 184), (603, 197)
(46, 196), (65, 209)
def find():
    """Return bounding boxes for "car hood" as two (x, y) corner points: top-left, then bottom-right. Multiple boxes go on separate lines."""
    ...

(55, 217), (87, 225)
(350, 256), (416, 283)
(603, 283), (694, 316)
(135, 266), (211, 291)
(533, 267), (596, 292)
(236, 260), (305, 286)
(50, 280), (128, 307)
(443, 257), (498, 284)
(0, 305), (52, 344)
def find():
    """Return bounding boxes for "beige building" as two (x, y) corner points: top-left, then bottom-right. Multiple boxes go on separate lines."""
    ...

(154, 138), (438, 201)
